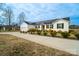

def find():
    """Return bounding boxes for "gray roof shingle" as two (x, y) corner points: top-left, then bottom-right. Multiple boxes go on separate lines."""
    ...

(24, 17), (70, 25)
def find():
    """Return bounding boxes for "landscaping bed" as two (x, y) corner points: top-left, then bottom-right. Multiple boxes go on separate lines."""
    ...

(0, 34), (75, 56)
(27, 29), (79, 40)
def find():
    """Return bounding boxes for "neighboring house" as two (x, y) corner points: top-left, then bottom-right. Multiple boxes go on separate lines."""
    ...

(20, 17), (70, 32)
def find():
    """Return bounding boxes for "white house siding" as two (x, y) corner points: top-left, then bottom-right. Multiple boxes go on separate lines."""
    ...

(20, 18), (69, 32)
(45, 24), (47, 30)
(36, 19), (69, 32)
(47, 24), (53, 30)
(53, 19), (69, 32)
(20, 22), (28, 32)
(39, 25), (42, 30)
(20, 22), (35, 32)
(36, 25), (42, 30)
(28, 25), (35, 29)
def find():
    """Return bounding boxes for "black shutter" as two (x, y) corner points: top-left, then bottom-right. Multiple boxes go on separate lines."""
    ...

(62, 23), (64, 29)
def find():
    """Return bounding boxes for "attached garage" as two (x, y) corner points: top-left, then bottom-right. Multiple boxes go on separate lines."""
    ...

(20, 21), (35, 32)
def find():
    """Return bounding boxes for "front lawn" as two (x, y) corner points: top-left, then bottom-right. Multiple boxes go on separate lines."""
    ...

(0, 34), (74, 56)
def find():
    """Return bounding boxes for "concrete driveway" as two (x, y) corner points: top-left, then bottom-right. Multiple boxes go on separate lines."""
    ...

(0, 32), (79, 55)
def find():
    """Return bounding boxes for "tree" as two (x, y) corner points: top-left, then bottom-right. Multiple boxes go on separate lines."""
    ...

(0, 3), (7, 25)
(2, 6), (13, 26)
(18, 12), (26, 26)
(0, 4), (14, 31)
(0, 3), (6, 10)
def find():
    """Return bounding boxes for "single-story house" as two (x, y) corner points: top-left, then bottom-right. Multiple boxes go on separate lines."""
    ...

(20, 17), (70, 32)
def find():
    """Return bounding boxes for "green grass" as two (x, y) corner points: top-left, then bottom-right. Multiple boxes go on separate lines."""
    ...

(0, 34), (75, 56)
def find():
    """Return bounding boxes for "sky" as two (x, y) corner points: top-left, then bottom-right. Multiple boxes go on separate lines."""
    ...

(1, 3), (79, 25)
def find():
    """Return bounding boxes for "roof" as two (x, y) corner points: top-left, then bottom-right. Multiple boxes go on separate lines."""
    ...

(24, 21), (36, 25)
(24, 17), (70, 25)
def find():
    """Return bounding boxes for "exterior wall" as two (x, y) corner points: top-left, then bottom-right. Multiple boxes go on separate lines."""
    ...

(44, 24), (47, 30)
(44, 24), (50, 30)
(20, 19), (69, 32)
(53, 19), (69, 32)
(20, 23), (28, 32)
(36, 24), (50, 30)
(20, 22), (35, 32)
(39, 25), (42, 30)
(36, 25), (42, 30)
(28, 25), (35, 29)
(36, 19), (69, 32)
(46, 24), (52, 30)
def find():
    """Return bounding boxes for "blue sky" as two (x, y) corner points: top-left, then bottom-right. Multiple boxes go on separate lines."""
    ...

(2, 3), (79, 25)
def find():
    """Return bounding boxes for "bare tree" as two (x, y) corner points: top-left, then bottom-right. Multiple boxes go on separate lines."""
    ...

(0, 3), (6, 10)
(2, 6), (13, 26)
(0, 3), (6, 25)
(0, 4), (14, 31)
(18, 12), (26, 25)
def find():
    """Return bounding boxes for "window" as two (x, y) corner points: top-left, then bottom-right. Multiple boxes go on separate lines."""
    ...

(57, 23), (64, 29)
(35, 25), (37, 28)
(50, 24), (53, 29)
(46, 24), (49, 28)
(38, 25), (40, 28)
(35, 25), (40, 28)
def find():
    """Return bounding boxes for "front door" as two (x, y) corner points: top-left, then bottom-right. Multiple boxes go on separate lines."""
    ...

(41, 25), (45, 30)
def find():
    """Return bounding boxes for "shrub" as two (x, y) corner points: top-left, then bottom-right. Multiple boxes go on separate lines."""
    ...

(49, 30), (57, 37)
(69, 30), (75, 34)
(28, 28), (37, 34)
(42, 30), (48, 36)
(51, 31), (57, 37)
(57, 30), (63, 33)
(37, 30), (42, 35)
(75, 33), (79, 39)
(61, 32), (70, 38)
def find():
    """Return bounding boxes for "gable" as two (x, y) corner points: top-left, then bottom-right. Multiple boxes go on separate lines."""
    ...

(53, 19), (69, 24)
(20, 22), (28, 27)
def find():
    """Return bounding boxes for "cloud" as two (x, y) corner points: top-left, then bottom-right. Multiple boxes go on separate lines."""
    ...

(2, 3), (79, 25)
